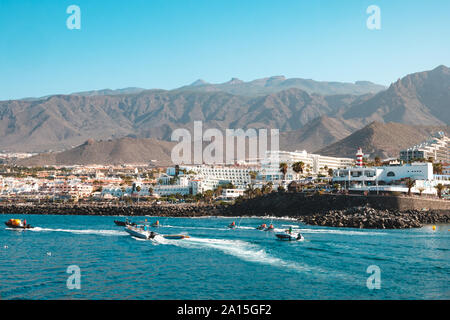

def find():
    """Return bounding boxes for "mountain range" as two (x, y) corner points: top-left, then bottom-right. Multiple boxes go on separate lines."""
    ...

(3, 65), (449, 165)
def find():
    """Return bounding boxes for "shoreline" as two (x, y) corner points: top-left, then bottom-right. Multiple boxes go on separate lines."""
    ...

(1, 201), (449, 229)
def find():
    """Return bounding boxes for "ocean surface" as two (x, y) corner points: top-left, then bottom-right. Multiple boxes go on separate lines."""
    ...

(0, 214), (448, 300)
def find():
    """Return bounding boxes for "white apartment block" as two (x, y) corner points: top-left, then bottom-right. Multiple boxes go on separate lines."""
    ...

(400, 132), (449, 163)
(261, 150), (354, 181)
(180, 165), (255, 189)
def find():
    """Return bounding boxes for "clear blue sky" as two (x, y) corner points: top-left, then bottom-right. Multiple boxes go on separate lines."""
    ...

(0, 0), (449, 100)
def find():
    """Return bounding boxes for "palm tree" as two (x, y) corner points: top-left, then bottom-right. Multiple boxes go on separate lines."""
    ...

(405, 179), (415, 196)
(244, 184), (255, 199)
(435, 184), (445, 199)
(248, 171), (258, 188)
(292, 161), (304, 178)
(279, 162), (288, 181)
(328, 168), (334, 177)
(262, 182), (273, 194)
(249, 171), (258, 180)
(203, 190), (214, 203)
(374, 156), (381, 166)
(417, 187), (425, 196)
(135, 185), (141, 204)
(213, 185), (223, 198)
(433, 162), (443, 175)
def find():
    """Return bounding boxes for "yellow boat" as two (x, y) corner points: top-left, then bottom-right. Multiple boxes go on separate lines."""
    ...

(5, 219), (33, 229)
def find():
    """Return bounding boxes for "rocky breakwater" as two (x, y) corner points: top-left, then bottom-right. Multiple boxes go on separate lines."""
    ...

(0, 203), (229, 217)
(299, 206), (450, 229)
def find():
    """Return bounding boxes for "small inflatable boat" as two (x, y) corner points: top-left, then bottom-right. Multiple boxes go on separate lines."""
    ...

(275, 232), (303, 241)
(163, 235), (190, 240)
(5, 219), (33, 229)
(256, 224), (267, 230)
(124, 225), (157, 240)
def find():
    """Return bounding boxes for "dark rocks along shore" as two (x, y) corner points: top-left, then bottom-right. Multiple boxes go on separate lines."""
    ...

(298, 206), (449, 229)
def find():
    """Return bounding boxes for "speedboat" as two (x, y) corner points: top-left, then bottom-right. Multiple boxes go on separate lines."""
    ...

(114, 220), (136, 227)
(5, 219), (33, 229)
(124, 225), (157, 240)
(275, 232), (303, 241)
(163, 234), (190, 240)
(256, 224), (267, 230)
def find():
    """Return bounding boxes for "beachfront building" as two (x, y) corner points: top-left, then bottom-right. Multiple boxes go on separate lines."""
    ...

(219, 188), (246, 200)
(260, 150), (354, 181)
(332, 162), (450, 195)
(399, 132), (449, 163)
(180, 165), (255, 189)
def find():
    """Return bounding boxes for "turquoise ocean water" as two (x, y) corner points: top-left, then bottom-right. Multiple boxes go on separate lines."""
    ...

(0, 214), (448, 299)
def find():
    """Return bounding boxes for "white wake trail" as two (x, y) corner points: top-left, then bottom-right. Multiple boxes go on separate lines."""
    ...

(29, 227), (128, 236)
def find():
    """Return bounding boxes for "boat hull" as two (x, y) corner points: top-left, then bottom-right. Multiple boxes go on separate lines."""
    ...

(124, 226), (156, 239)
(275, 233), (303, 241)
(114, 220), (136, 227)
(5, 222), (33, 229)
(163, 235), (190, 240)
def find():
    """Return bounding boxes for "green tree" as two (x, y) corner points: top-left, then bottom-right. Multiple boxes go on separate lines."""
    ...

(374, 156), (382, 166)
(279, 162), (288, 180)
(405, 179), (415, 196)
(433, 162), (443, 175)
(292, 161), (304, 177)
(435, 183), (445, 199)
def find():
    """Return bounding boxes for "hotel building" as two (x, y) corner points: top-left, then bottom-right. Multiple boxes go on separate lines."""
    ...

(261, 150), (354, 181)
(399, 132), (449, 163)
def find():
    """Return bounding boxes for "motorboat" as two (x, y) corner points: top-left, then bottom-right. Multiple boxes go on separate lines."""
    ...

(256, 224), (267, 230)
(228, 221), (236, 229)
(275, 232), (303, 241)
(124, 225), (157, 240)
(114, 220), (136, 227)
(163, 234), (190, 240)
(5, 219), (33, 229)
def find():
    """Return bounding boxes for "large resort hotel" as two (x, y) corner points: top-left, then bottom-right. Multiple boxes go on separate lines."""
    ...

(400, 131), (449, 163)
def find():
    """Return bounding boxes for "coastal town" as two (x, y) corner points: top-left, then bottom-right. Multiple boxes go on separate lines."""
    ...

(1, 132), (449, 204)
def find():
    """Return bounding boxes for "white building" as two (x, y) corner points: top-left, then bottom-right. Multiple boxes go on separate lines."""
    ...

(220, 188), (245, 200)
(400, 132), (449, 163)
(180, 165), (255, 189)
(332, 162), (449, 195)
(261, 150), (354, 181)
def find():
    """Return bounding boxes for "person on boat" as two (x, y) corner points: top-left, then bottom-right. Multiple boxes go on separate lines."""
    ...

(23, 219), (27, 227)
(230, 221), (236, 227)
(154, 220), (159, 226)
(288, 226), (292, 234)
